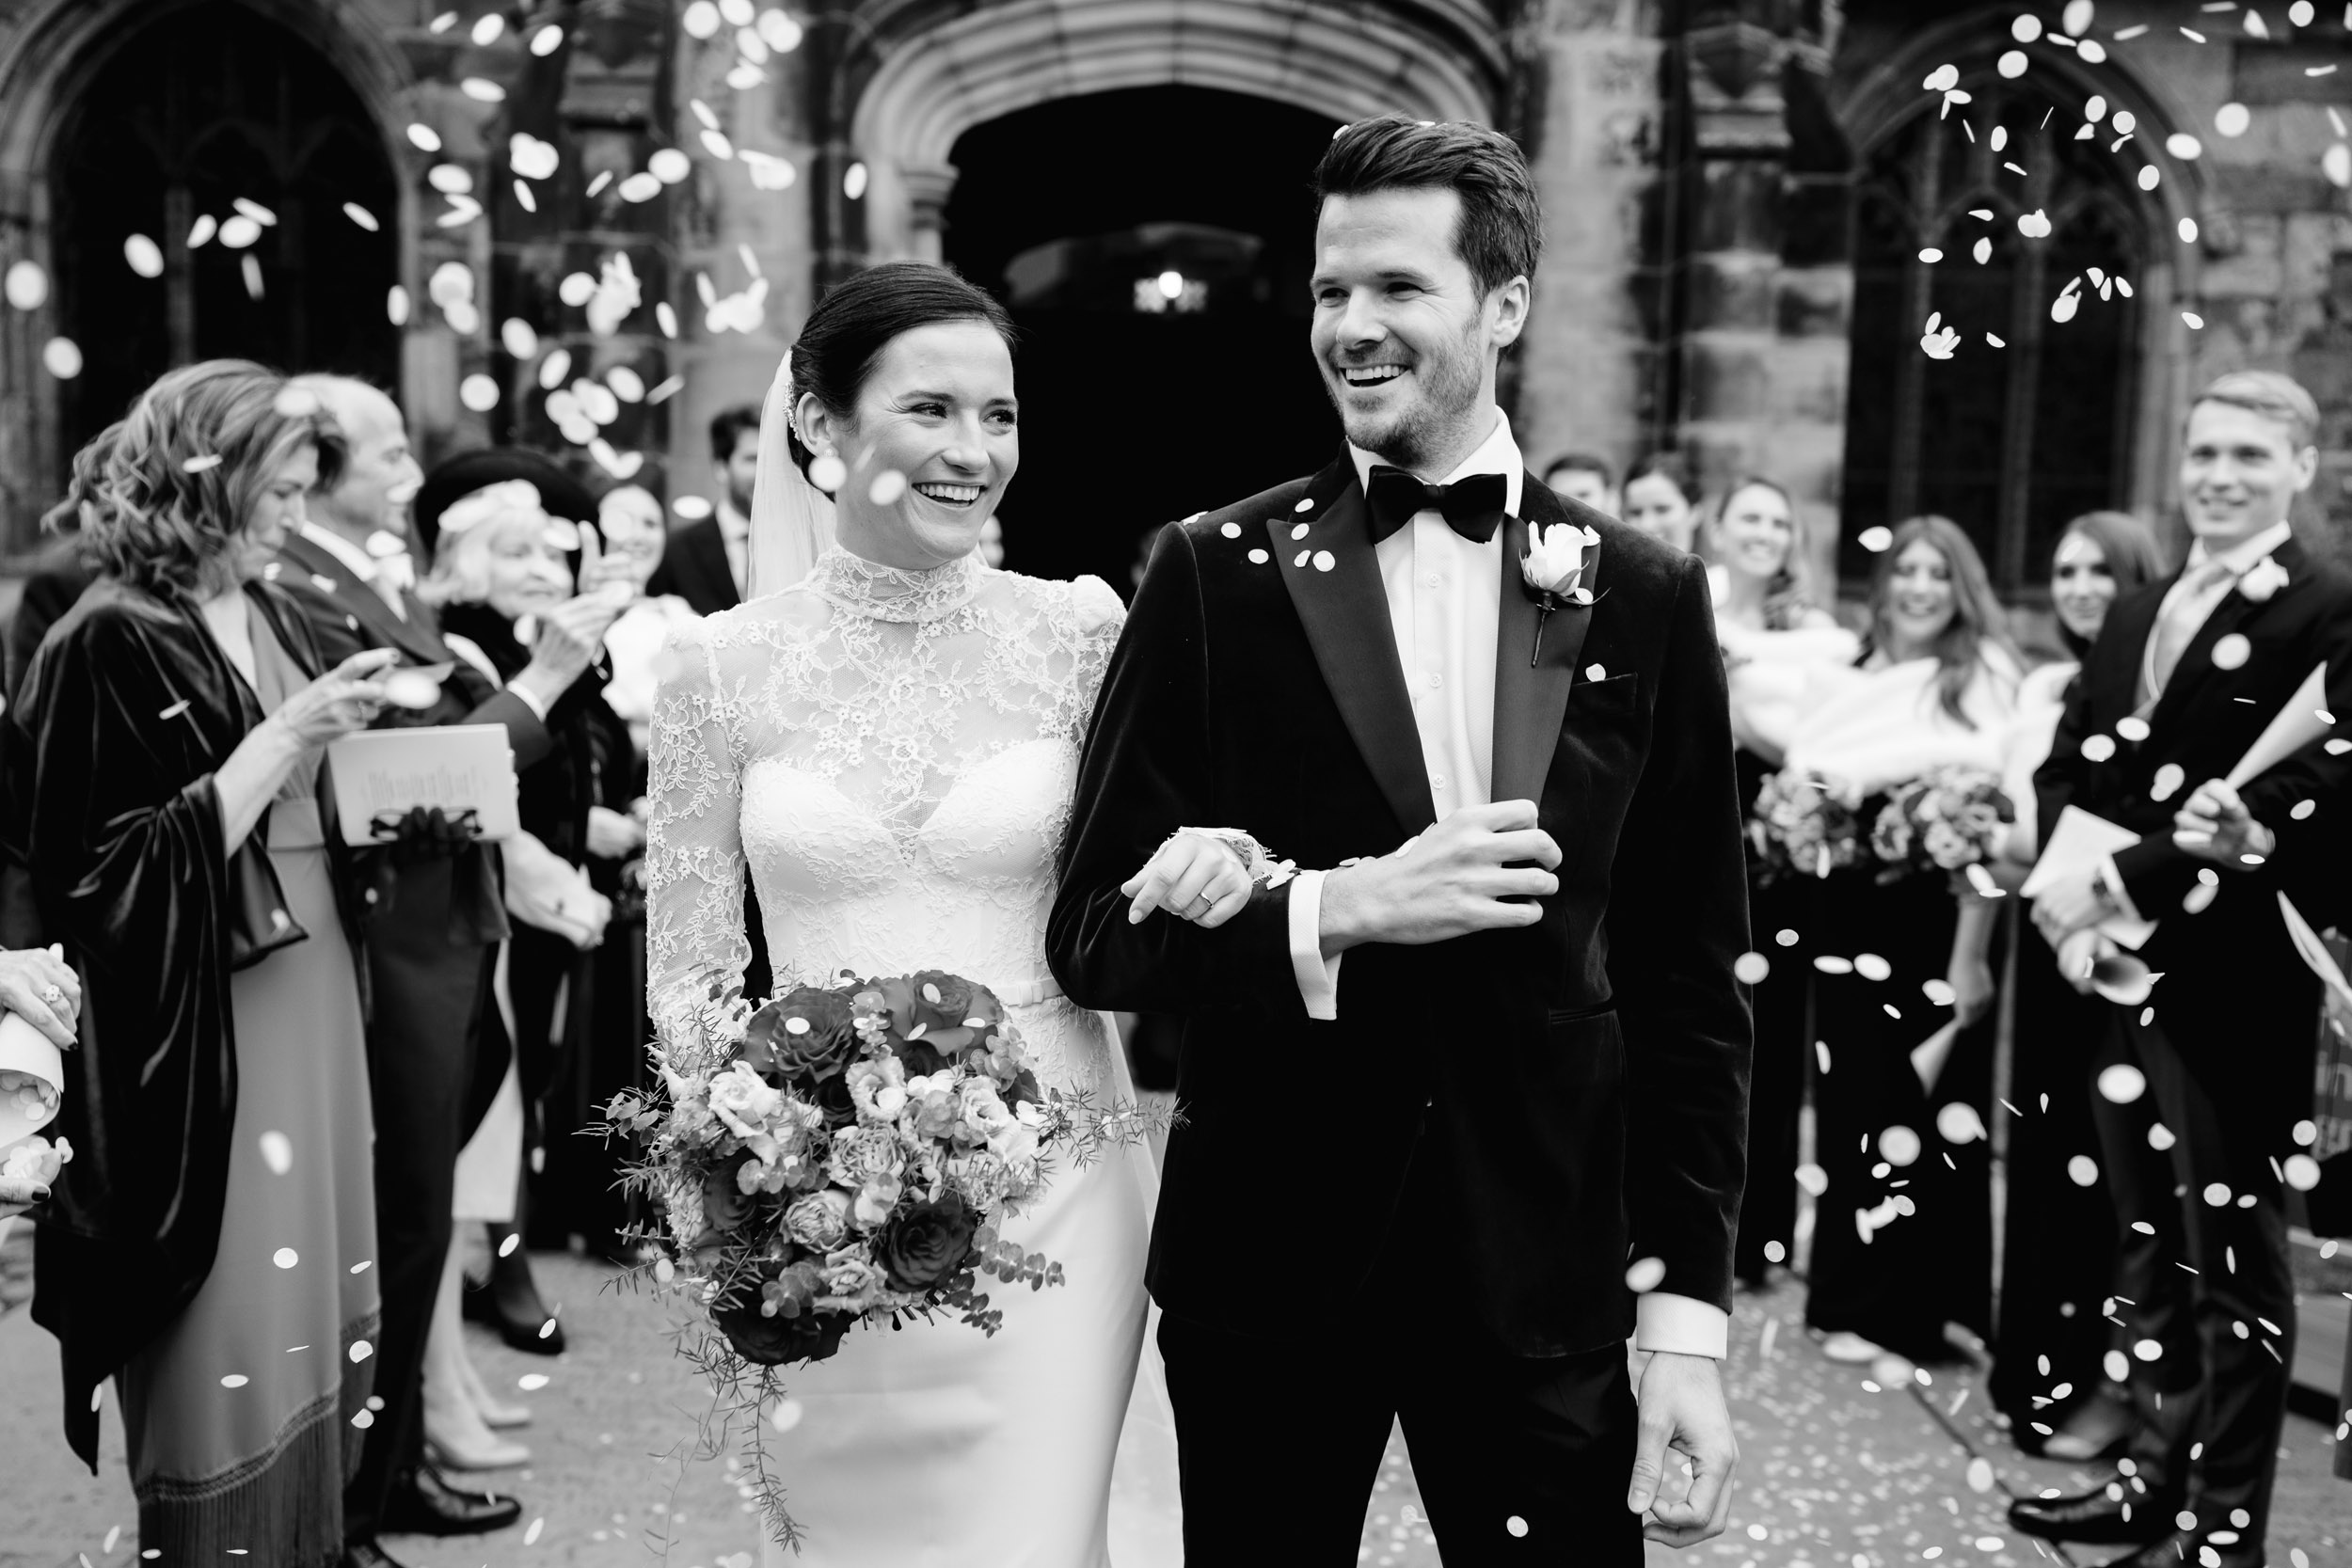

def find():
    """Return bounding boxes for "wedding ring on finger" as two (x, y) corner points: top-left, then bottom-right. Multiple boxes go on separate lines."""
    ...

(40, 984), (63, 1008)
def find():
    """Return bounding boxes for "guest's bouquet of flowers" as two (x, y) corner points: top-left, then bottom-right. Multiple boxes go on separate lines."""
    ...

(1750, 768), (1865, 880)
(602, 970), (1164, 1544)
(1869, 766), (2014, 880)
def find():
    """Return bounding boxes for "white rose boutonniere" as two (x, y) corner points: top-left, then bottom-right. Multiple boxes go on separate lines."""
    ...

(1521, 520), (1601, 666)
(2237, 555), (2290, 603)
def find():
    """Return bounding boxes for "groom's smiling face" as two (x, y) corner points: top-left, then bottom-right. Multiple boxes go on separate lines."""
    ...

(1310, 185), (1526, 475)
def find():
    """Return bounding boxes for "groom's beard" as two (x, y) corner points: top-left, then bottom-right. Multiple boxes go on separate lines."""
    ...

(1323, 315), (1486, 473)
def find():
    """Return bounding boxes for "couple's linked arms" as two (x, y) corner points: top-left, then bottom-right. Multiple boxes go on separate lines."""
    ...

(1046, 524), (1749, 1544)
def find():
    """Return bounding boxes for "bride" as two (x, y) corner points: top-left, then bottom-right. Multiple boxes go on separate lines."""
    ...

(644, 262), (1184, 1564)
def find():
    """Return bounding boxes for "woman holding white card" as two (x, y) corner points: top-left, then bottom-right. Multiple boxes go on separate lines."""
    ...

(1988, 512), (2165, 1456)
(4, 359), (390, 1565)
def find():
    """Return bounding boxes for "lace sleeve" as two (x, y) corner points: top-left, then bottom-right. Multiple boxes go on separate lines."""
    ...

(644, 619), (751, 1058)
(1060, 573), (1126, 742)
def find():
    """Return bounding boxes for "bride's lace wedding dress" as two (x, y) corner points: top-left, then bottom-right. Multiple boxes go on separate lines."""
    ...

(645, 546), (1181, 1567)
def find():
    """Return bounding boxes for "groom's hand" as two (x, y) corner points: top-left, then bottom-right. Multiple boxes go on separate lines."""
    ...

(1317, 800), (1559, 953)
(1629, 1350), (1739, 1547)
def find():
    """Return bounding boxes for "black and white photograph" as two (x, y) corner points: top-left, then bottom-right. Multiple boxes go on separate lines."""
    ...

(0, 2), (2349, 1566)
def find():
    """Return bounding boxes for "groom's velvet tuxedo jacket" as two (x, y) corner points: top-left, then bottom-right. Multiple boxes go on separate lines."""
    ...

(1048, 453), (1753, 1356)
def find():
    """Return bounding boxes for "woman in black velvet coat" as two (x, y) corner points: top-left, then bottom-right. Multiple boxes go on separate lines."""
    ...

(8, 360), (396, 1562)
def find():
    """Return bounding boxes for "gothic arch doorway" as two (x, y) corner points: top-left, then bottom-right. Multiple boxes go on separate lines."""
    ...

(47, 0), (400, 467)
(942, 86), (1344, 588)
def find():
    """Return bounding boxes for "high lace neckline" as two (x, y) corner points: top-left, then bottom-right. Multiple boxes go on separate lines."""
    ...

(806, 545), (981, 624)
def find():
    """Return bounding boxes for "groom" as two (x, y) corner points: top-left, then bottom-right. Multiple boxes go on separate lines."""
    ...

(1048, 117), (1750, 1562)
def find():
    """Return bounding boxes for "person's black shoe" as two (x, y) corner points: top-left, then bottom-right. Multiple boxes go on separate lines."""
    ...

(2008, 1481), (2177, 1546)
(2100, 1528), (2262, 1568)
(463, 1242), (565, 1354)
(378, 1464), (525, 1536)
(342, 1540), (412, 1568)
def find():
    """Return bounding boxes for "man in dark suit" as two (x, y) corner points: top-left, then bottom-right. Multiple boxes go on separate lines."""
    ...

(648, 403), (760, 615)
(274, 377), (618, 1568)
(2020, 371), (2352, 1568)
(1047, 117), (1749, 1564)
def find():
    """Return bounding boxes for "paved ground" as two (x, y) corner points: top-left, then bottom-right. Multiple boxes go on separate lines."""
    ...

(3, 1240), (2344, 1567)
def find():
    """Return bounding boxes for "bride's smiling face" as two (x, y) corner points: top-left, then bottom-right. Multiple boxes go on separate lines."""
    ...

(800, 319), (1019, 572)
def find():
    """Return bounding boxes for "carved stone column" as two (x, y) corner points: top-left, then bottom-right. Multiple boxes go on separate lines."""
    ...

(1662, 1), (1847, 589)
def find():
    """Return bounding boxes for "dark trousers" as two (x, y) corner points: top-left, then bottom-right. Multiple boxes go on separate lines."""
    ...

(1157, 1311), (1641, 1565)
(1736, 873), (1809, 1282)
(2089, 1018), (2296, 1544)
(344, 901), (499, 1541)
(1989, 922), (2126, 1427)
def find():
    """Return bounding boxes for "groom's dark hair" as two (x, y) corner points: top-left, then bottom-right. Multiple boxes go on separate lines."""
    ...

(786, 261), (1017, 476)
(1313, 116), (1543, 298)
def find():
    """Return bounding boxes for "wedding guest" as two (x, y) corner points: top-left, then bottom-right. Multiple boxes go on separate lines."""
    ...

(649, 404), (760, 615)
(7, 359), (390, 1565)
(1540, 451), (1617, 516)
(2018, 372), (2352, 1568)
(1987, 511), (2165, 1458)
(1705, 475), (1856, 1287)
(0, 430), (112, 951)
(415, 455), (615, 1348)
(1623, 451), (1703, 552)
(593, 483), (702, 752)
(1780, 515), (2020, 1364)
(271, 377), (619, 1560)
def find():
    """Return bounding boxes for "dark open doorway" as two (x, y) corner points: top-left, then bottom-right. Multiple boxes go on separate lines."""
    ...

(49, 0), (400, 470)
(943, 86), (1343, 592)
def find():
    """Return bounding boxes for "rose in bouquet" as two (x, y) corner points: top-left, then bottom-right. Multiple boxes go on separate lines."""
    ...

(1870, 766), (2014, 882)
(1749, 768), (1864, 881)
(603, 969), (1165, 1544)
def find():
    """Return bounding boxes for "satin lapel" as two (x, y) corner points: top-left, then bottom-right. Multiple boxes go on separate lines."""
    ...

(1489, 483), (1589, 806)
(1268, 452), (1437, 838)
(2149, 538), (2308, 730)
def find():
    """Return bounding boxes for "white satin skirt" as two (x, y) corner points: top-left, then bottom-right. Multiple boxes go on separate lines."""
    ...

(756, 1128), (1182, 1567)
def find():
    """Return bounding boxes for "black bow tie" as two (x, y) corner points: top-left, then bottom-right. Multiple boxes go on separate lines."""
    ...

(1364, 466), (1508, 545)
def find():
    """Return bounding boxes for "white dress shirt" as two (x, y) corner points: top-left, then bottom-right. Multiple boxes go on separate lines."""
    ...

(717, 500), (753, 599)
(300, 522), (408, 622)
(1271, 412), (1728, 1358)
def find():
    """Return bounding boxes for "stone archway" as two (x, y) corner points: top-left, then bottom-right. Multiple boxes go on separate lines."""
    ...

(839, 0), (1506, 267)
(0, 0), (415, 548)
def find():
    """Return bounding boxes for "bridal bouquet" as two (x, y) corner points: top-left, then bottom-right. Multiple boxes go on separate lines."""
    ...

(603, 970), (1162, 1544)
(1869, 766), (2014, 880)
(1749, 768), (1865, 881)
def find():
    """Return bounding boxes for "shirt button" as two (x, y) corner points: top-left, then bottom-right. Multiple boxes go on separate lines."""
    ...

(1424, 573), (1443, 589)
(1425, 671), (1443, 689)
(1431, 773), (1447, 789)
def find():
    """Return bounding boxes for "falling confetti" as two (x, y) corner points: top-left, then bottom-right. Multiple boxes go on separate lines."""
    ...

(1857, 525), (1894, 552)
(2211, 632), (2250, 670)
(682, 1), (721, 39)
(2215, 102), (2251, 137)
(387, 285), (410, 326)
(405, 123), (441, 153)
(1919, 312), (1961, 359)
(124, 233), (165, 277)
(2183, 310), (2204, 329)
(459, 374), (501, 413)
(650, 148), (693, 183)
(869, 470), (908, 506)
(1625, 1256), (1667, 1292)
(532, 24), (564, 55)
(272, 1247), (298, 1269)
(844, 162), (870, 199)
(41, 338), (82, 379)
(4, 259), (48, 310)
(1733, 952), (1770, 985)
(220, 1374), (249, 1388)
(460, 77), (506, 103)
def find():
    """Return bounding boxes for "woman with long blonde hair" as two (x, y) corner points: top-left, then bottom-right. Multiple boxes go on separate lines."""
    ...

(1775, 515), (2022, 1365)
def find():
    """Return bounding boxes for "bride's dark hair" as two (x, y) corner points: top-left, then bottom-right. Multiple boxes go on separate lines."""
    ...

(785, 261), (1017, 475)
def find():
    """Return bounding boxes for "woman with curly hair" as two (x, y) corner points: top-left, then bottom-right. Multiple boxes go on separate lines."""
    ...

(5, 360), (395, 1565)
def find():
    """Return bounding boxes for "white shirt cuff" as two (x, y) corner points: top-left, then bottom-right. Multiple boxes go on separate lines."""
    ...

(1287, 868), (1343, 1021)
(508, 680), (549, 722)
(2096, 853), (2143, 925)
(1633, 1291), (1729, 1358)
